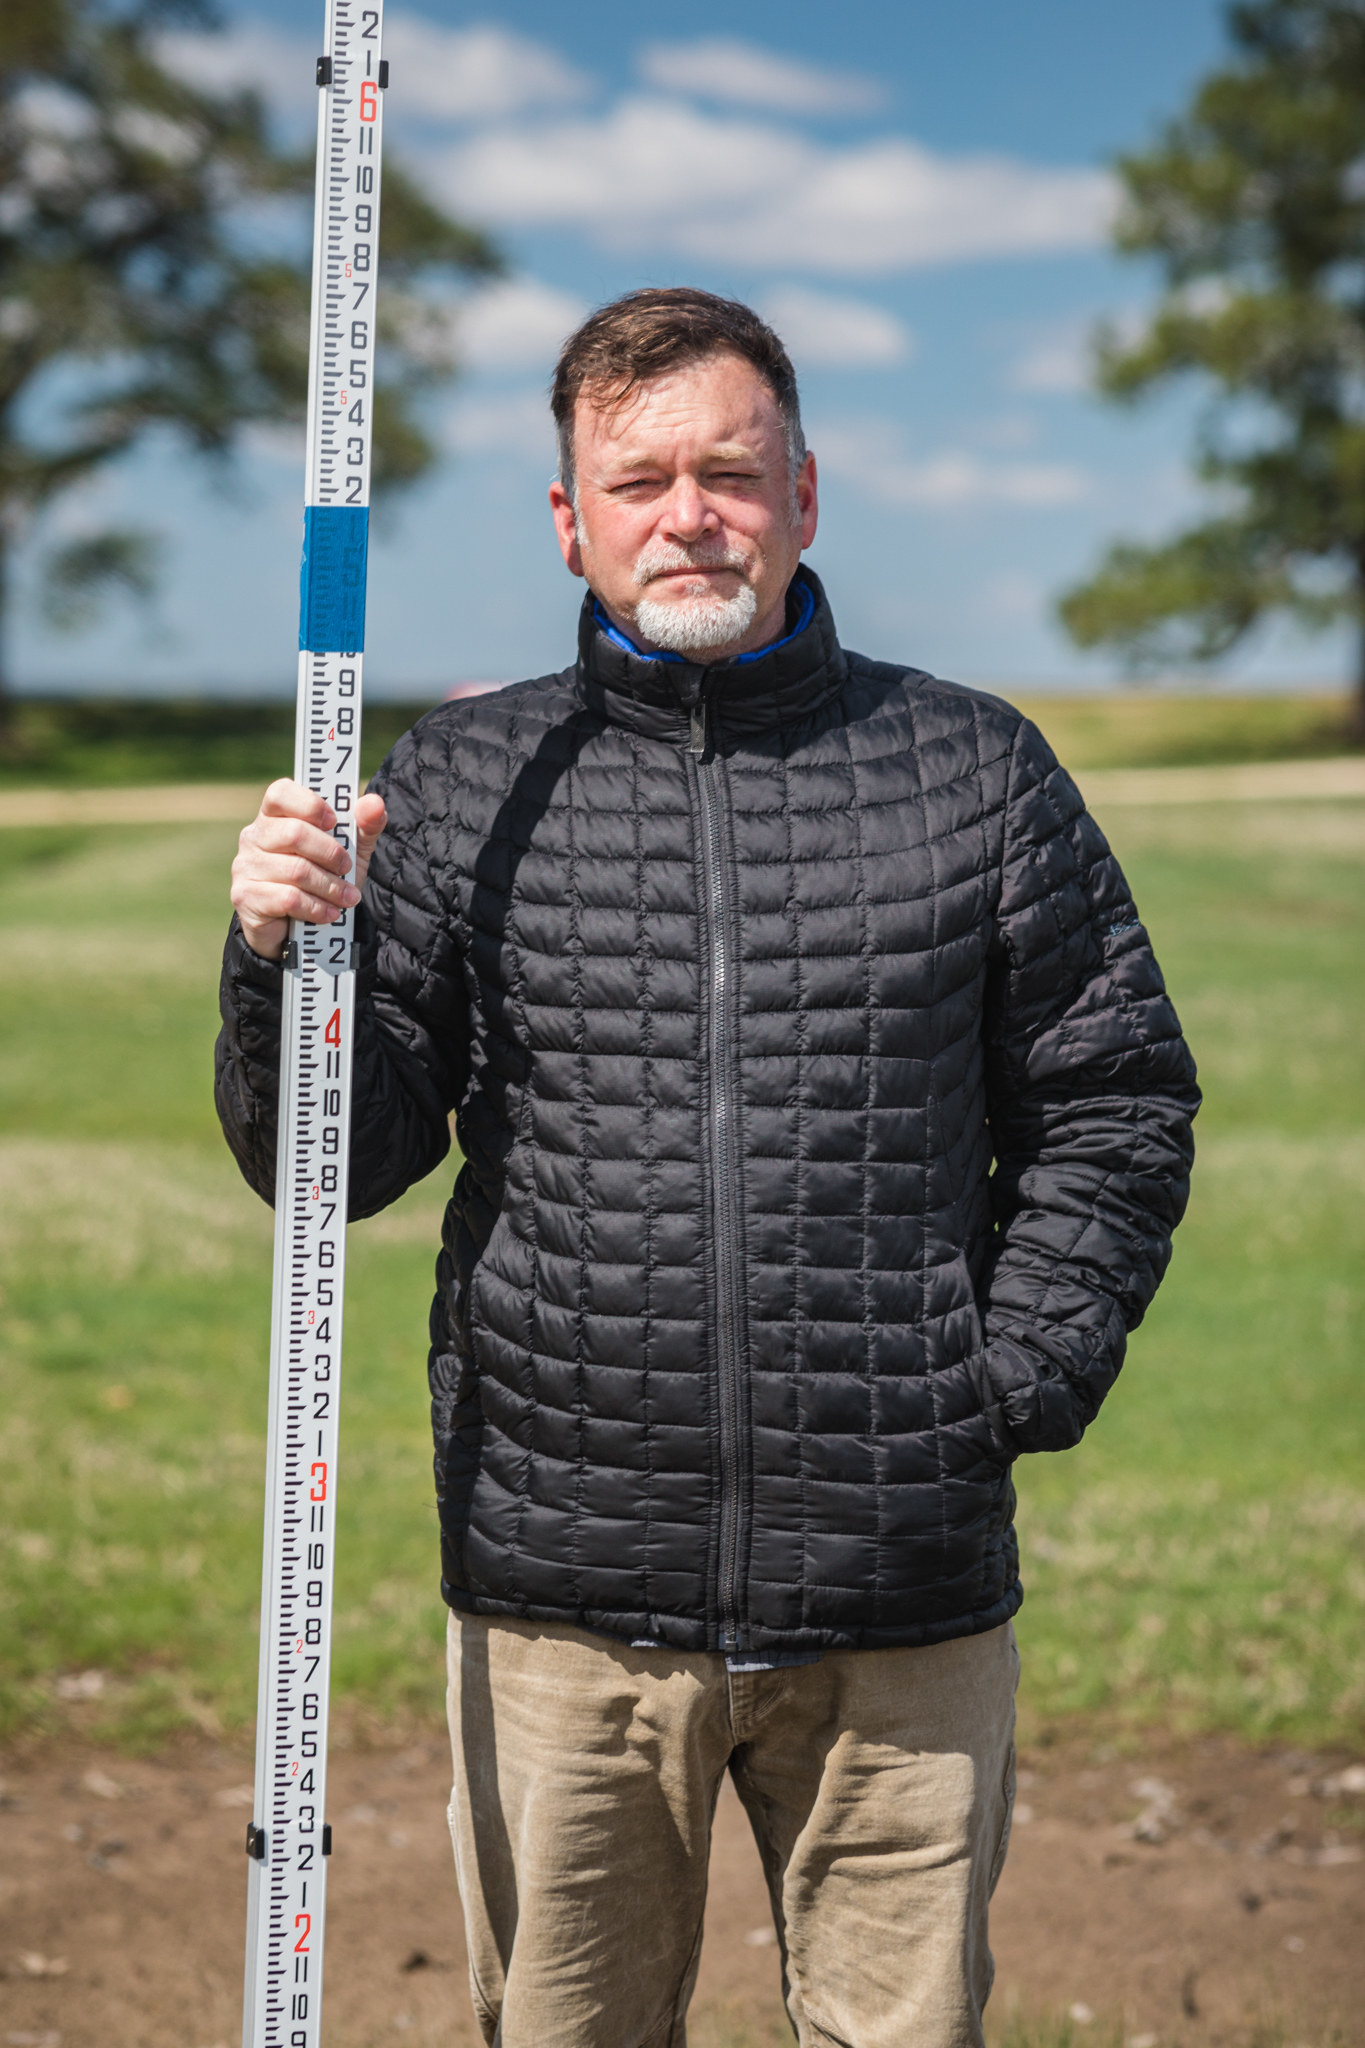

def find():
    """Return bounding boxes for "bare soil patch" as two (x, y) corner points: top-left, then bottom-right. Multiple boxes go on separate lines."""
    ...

(1, 1734), (1361, 2047)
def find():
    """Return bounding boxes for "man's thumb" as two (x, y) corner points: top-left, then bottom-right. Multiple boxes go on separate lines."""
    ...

(356, 793), (388, 847)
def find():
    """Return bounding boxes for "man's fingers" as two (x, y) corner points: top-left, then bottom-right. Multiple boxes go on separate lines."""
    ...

(260, 777), (336, 830)
(273, 884), (348, 923)
(236, 880), (348, 927)
(246, 813), (353, 874)
(232, 780), (382, 958)
(272, 852), (360, 902)
(233, 848), (361, 906)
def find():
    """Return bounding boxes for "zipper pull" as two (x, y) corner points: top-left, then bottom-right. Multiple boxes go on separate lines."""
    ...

(689, 694), (708, 759)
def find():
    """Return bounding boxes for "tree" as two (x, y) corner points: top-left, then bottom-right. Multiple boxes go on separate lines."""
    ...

(0, 0), (500, 745)
(1057, 0), (1365, 735)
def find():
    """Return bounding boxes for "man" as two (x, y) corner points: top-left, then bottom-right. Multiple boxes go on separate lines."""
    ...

(219, 288), (1198, 2048)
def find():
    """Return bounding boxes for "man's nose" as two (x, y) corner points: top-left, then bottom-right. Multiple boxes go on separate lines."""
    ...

(660, 476), (718, 542)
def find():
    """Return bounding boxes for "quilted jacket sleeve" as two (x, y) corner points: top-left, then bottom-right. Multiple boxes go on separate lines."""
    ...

(214, 724), (467, 1219)
(979, 715), (1199, 1455)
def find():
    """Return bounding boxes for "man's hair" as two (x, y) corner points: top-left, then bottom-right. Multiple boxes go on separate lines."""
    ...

(550, 287), (806, 505)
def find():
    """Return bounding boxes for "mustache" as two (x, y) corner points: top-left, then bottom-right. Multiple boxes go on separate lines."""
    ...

(632, 541), (752, 589)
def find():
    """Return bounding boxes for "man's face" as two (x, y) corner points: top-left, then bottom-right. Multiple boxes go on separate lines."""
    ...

(549, 352), (818, 662)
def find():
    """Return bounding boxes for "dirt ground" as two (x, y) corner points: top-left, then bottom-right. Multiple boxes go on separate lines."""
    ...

(1, 1732), (1361, 2048)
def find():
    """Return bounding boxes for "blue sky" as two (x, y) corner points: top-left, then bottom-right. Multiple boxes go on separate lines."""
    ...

(15, 0), (1348, 696)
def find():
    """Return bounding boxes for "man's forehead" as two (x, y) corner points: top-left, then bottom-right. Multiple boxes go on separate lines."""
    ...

(575, 357), (783, 464)
(577, 387), (785, 479)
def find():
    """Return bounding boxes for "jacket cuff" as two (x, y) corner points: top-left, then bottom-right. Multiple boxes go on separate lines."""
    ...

(983, 1315), (1122, 1456)
(225, 914), (287, 991)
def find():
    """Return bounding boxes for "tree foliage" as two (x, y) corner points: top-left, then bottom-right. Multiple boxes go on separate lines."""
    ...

(0, 0), (500, 728)
(1057, 0), (1365, 723)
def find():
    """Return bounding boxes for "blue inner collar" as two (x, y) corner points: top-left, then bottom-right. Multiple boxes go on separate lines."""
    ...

(593, 571), (816, 666)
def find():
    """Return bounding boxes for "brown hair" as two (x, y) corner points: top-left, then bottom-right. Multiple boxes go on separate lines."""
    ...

(550, 287), (805, 502)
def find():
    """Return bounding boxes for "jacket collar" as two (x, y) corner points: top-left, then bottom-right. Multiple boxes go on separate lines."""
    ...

(577, 565), (847, 749)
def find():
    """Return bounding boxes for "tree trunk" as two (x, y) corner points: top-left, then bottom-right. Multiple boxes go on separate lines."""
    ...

(1355, 594), (1365, 745)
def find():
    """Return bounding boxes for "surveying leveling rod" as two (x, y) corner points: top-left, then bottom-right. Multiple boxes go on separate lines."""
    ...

(242, 5), (386, 2043)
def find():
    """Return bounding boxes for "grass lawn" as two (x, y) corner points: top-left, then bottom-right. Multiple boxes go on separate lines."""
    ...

(0, 792), (1362, 1751)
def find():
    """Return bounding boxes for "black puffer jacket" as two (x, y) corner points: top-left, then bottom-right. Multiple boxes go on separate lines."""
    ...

(217, 570), (1198, 1655)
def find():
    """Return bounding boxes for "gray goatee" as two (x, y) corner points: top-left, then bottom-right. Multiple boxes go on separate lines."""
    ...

(630, 542), (759, 655)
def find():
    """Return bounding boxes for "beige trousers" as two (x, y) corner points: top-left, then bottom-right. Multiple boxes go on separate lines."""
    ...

(445, 1612), (1018, 2048)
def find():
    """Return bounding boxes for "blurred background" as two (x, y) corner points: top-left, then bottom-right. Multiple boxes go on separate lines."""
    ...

(1, 5), (1362, 2046)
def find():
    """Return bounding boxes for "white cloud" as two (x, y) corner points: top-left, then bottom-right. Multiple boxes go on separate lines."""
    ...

(638, 38), (883, 117)
(813, 418), (1091, 509)
(762, 285), (912, 369)
(382, 19), (592, 122)
(158, 14), (590, 123)
(157, 21), (317, 114)
(435, 100), (799, 240)
(434, 99), (1115, 275)
(155, 29), (1113, 278)
(455, 277), (587, 372)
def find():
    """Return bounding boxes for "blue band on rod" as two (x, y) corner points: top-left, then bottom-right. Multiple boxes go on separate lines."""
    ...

(299, 505), (369, 652)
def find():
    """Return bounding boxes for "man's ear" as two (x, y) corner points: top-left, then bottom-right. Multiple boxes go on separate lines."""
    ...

(549, 481), (585, 579)
(797, 452), (819, 551)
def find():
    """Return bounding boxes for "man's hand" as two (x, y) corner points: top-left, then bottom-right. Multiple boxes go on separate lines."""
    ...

(230, 779), (388, 961)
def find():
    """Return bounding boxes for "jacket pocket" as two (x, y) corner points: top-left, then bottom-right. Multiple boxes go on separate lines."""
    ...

(955, 1271), (1018, 1468)
(965, 1347), (1020, 1467)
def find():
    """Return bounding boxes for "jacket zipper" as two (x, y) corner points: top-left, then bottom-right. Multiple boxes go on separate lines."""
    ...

(691, 691), (747, 1653)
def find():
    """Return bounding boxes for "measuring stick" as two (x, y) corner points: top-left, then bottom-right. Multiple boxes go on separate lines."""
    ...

(242, 5), (386, 2043)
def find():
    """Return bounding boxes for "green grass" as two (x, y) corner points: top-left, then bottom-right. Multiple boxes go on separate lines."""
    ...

(0, 687), (1358, 791)
(1014, 800), (1365, 1747)
(0, 797), (1362, 1751)
(0, 820), (454, 1746)
(1010, 689), (1358, 771)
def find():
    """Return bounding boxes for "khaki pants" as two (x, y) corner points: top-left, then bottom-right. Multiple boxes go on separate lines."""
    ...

(446, 1612), (1018, 2048)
